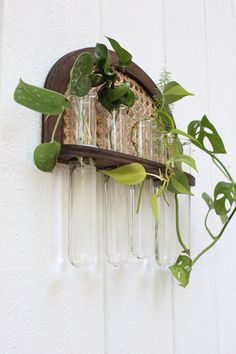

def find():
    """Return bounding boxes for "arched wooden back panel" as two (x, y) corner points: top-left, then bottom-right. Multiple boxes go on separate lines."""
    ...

(42, 48), (195, 186)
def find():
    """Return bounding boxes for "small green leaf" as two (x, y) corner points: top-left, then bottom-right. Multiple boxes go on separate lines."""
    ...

(89, 73), (106, 87)
(107, 83), (130, 101)
(163, 81), (194, 105)
(100, 163), (146, 185)
(156, 109), (175, 130)
(115, 88), (136, 108)
(98, 85), (116, 112)
(171, 128), (203, 150)
(170, 255), (192, 288)
(98, 83), (134, 112)
(214, 181), (235, 215)
(106, 37), (132, 68)
(95, 43), (109, 71)
(69, 52), (93, 96)
(150, 194), (159, 223)
(168, 170), (193, 195)
(188, 115), (226, 154)
(202, 192), (214, 210)
(33, 141), (61, 172)
(95, 43), (116, 79)
(14, 79), (69, 115)
(172, 154), (198, 172)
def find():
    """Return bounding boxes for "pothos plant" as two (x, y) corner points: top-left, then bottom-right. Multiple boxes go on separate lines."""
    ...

(14, 37), (135, 171)
(14, 38), (236, 288)
(102, 78), (236, 287)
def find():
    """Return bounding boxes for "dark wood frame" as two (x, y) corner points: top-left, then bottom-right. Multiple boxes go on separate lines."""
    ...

(42, 48), (195, 186)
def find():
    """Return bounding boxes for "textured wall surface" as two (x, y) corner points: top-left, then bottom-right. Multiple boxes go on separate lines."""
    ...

(1, 0), (236, 353)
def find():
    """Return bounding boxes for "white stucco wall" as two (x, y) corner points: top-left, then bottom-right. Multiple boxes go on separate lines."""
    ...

(1, 0), (236, 353)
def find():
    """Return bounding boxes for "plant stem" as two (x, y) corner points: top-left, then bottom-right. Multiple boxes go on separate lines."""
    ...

(174, 194), (190, 254)
(160, 94), (166, 111)
(211, 154), (234, 182)
(192, 205), (236, 265)
(136, 180), (145, 213)
(51, 114), (62, 143)
(204, 209), (218, 240)
(146, 172), (164, 181)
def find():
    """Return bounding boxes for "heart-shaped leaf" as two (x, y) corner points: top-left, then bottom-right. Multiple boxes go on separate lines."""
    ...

(73, 76), (92, 97)
(69, 52), (93, 96)
(163, 81), (194, 105)
(156, 109), (175, 130)
(100, 163), (146, 185)
(98, 85), (116, 112)
(107, 82), (130, 101)
(188, 115), (226, 154)
(98, 83), (133, 112)
(168, 169), (193, 195)
(34, 141), (61, 172)
(95, 43), (116, 80)
(95, 43), (109, 71)
(202, 192), (214, 210)
(106, 37), (132, 68)
(170, 255), (192, 287)
(214, 181), (236, 215)
(113, 88), (136, 108)
(172, 154), (198, 172)
(14, 79), (69, 115)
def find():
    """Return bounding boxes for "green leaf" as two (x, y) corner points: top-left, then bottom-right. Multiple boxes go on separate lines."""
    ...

(169, 255), (192, 288)
(95, 43), (109, 71)
(89, 73), (106, 87)
(33, 141), (61, 172)
(14, 79), (69, 115)
(74, 76), (92, 97)
(100, 163), (146, 185)
(202, 192), (214, 210)
(188, 115), (226, 154)
(171, 128), (203, 150)
(98, 83), (134, 112)
(156, 109), (175, 130)
(106, 37), (132, 68)
(69, 52), (93, 96)
(163, 81), (194, 105)
(172, 154), (198, 172)
(115, 88), (136, 108)
(98, 85), (116, 112)
(168, 169), (193, 195)
(150, 194), (159, 223)
(107, 83), (130, 101)
(214, 181), (236, 215)
(95, 43), (116, 79)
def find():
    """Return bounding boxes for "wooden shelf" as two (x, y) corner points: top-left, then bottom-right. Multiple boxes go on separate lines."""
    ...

(58, 145), (195, 187)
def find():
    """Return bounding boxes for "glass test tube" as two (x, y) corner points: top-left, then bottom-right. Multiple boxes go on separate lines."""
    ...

(68, 94), (98, 267)
(131, 119), (155, 259)
(70, 93), (97, 146)
(155, 134), (191, 269)
(105, 105), (130, 266)
(105, 177), (131, 266)
(69, 159), (97, 267)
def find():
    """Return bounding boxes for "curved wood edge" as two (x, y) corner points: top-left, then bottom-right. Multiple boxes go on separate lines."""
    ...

(58, 145), (195, 187)
(42, 47), (160, 144)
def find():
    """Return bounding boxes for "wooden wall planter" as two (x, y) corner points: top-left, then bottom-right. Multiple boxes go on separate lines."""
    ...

(42, 48), (195, 187)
